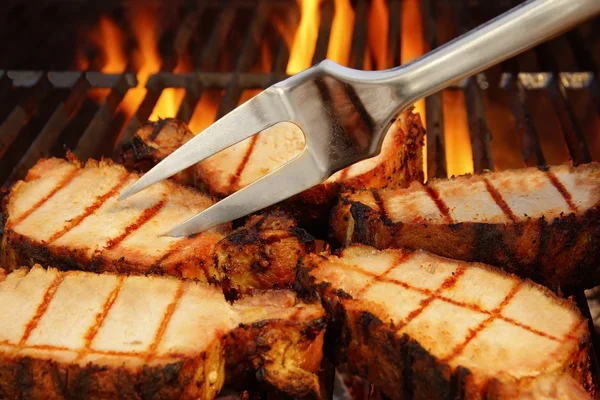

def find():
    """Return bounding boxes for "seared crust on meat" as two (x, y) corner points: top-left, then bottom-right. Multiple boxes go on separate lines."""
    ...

(0, 342), (225, 400)
(117, 118), (199, 188)
(1, 157), (319, 297)
(213, 211), (315, 300)
(223, 291), (326, 397)
(0, 266), (325, 399)
(1, 157), (230, 281)
(118, 109), (425, 230)
(298, 245), (593, 400)
(330, 163), (600, 289)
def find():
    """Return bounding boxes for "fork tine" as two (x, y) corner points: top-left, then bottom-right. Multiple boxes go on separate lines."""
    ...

(161, 151), (328, 237)
(118, 87), (290, 201)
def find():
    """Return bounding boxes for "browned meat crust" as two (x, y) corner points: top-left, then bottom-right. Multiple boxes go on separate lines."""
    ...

(1, 157), (316, 299)
(1, 157), (229, 281)
(117, 109), (425, 233)
(0, 266), (325, 399)
(297, 245), (594, 400)
(223, 292), (326, 397)
(213, 211), (315, 301)
(0, 345), (225, 400)
(116, 118), (199, 188)
(330, 163), (600, 290)
(282, 108), (424, 230)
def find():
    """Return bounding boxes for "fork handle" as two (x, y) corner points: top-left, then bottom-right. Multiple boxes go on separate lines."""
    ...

(389, 0), (600, 101)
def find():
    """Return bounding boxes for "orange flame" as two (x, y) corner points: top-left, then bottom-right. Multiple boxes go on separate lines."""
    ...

(188, 90), (222, 134)
(91, 17), (128, 73)
(82, 6), (186, 122)
(443, 91), (473, 176)
(148, 56), (190, 121)
(187, 39), (273, 134)
(79, 16), (128, 102)
(367, 0), (388, 70)
(116, 5), (161, 119)
(75, 50), (90, 71)
(287, 0), (321, 74)
(327, 0), (354, 66)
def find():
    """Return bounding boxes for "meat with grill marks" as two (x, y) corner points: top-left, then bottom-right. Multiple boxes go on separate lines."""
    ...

(330, 163), (600, 289)
(1, 157), (314, 298)
(118, 109), (425, 229)
(1, 156), (230, 280)
(298, 245), (593, 400)
(0, 265), (325, 399)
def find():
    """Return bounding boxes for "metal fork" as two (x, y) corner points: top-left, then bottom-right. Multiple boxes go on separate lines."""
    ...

(119, 0), (600, 237)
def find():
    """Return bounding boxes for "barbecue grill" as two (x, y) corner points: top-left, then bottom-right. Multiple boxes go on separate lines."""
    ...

(0, 0), (599, 398)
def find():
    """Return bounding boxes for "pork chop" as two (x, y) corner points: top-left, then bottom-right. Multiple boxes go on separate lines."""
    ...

(330, 163), (600, 289)
(118, 109), (425, 228)
(0, 265), (325, 399)
(299, 245), (593, 399)
(1, 156), (230, 280)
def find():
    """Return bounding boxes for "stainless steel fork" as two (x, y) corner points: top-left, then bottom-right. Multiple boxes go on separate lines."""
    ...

(119, 0), (600, 237)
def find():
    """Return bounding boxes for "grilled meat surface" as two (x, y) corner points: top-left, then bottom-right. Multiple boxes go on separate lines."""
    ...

(299, 245), (593, 400)
(118, 109), (424, 229)
(213, 212), (315, 301)
(1, 156), (318, 298)
(489, 373), (592, 399)
(117, 118), (198, 188)
(0, 265), (325, 399)
(330, 163), (600, 289)
(1, 156), (230, 279)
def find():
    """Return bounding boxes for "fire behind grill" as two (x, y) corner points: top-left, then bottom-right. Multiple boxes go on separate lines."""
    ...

(0, 0), (600, 398)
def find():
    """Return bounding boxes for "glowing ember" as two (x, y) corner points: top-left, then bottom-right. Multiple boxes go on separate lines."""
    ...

(287, 0), (321, 74)
(327, 0), (354, 66)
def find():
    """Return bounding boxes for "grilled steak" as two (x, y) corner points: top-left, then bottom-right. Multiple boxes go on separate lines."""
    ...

(330, 163), (600, 289)
(118, 109), (424, 229)
(1, 156), (230, 279)
(0, 265), (325, 399)
(299, 245), (593, 400)
(213, 211), (315, 301)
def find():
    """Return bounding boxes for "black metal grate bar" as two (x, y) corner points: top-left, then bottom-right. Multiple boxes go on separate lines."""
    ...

(312, 0), (334, 64)
(421, 0), (446, 179)
(349, 0), (369, 69)
(387, 0), (401, 69)
(215, 0), (271, 119)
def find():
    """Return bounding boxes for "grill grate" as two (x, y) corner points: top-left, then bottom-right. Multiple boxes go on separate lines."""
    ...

(0, 0), (599, 397)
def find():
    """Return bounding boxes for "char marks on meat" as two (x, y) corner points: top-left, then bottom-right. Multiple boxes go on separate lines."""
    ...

(118, 109), (425, 229)
(300, 245), (593, 400)
(0, 265), (325, 399)
(330, 163), (600, 289)
(1, 156), (230, 280)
